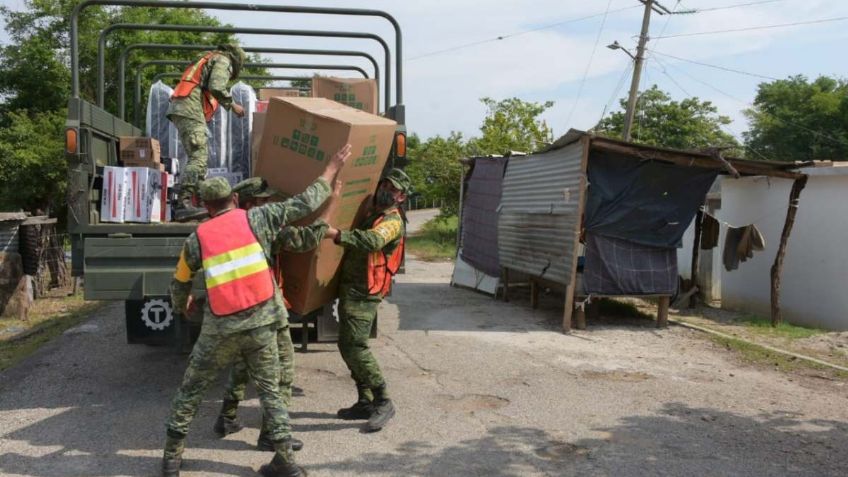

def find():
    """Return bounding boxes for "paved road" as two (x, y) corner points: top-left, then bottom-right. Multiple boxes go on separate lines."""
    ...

(1, 259), (847, 476)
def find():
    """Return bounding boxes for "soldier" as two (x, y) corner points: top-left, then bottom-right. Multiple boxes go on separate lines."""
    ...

(168, 44), (247, 222)
(213, 177), (327, 453)
(161, 144), (352, 477)
(325, 168), (410, 433)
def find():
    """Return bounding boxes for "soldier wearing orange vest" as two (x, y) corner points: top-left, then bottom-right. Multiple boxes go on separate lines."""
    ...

(168, 44), (247, 222)
(325, 168), (410, 433)
(161, 144), (352, 477)
(213, 177), (326, 453)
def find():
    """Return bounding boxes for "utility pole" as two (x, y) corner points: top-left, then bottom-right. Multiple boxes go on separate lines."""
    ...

(622, 0), (657, 142)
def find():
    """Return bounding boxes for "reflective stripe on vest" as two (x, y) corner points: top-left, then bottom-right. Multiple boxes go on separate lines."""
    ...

(367, 210), (405, 296)
(171, 52), (220, 122)
(196, 209), (275, 316)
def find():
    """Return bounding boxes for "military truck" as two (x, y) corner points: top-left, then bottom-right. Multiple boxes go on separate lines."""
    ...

(65, 1), (406, 347)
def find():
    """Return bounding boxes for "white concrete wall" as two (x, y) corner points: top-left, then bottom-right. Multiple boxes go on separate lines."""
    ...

(719, 171), (848, 330)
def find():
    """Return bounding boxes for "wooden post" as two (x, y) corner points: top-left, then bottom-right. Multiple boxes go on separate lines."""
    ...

(574, 304), (586, 330)
(502, 267), (510, 302)
(689, 206), (705, 308)
(657, 296), (670, 328)
(770, 176), (808, 326)
(563, 136), (591, 333)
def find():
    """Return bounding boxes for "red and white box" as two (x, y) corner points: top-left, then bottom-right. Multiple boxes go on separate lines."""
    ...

(100, 166), (128, 223)
(124, 167), (165, 223)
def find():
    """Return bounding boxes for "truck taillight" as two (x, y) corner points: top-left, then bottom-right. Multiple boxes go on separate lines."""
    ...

(65, 128), (78, 154)
(394, 132), (406, 159)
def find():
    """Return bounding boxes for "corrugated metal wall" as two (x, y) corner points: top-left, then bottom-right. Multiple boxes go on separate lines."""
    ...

(498, 141), (584, 286)
(0, 222), (21, 254)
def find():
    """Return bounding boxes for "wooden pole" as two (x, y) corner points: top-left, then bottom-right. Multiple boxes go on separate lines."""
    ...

(689, 206), (705, 308)
(770, 176), (808, 326)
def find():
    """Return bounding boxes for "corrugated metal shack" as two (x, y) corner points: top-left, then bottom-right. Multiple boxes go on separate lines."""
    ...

(495, 130), (808, 332)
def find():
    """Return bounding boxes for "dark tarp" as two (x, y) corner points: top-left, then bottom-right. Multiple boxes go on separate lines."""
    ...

(460, 157), (508, 277)
(584, 151), (718, 248)
(583, 232), (678, 296)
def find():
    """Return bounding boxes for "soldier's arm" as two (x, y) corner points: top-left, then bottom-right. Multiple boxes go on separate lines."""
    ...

(170, 236), (201, 315)
(337, 213), (404, 252)
(250, 177), (331, 246)
(206, 55), (234, 110)
(274, 220), (329, 253)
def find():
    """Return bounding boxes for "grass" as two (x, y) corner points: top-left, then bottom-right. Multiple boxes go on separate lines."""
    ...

(0, 292), (103, 371)
(406, 216), (458, 261)
(731, 314), (824, 339)
(708, 333), (848, 379)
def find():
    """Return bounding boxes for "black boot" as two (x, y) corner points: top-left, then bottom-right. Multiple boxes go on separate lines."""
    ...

(259, 439), (307, 477)
(161, 457), (181, 477)
(337, 385), (373, 420)
(173, 197), (207, 222)
(213, 399), (243, 436)
(365, 384), (395, 432)
(258, 433), (303, 452)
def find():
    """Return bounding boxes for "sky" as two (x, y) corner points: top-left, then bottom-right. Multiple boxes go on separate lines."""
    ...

(1, 0), (846, 144)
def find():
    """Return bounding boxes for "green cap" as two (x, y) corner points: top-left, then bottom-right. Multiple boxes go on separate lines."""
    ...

(199, 177), (233, 202)
(217, 43), (246, 78)
(383, 168), (412, 194)
(233, 177), (272, 199)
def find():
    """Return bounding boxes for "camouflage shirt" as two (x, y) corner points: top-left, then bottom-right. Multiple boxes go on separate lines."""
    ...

(166, 52), (235, 123)
(170, 178), (331, 335)
(337, 206), (405, 301)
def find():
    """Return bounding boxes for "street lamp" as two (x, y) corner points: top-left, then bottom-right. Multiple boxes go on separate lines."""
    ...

(606, 41), (635, 60)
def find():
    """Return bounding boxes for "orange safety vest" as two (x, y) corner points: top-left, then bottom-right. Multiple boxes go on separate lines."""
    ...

(196, 209), (275, 316)
(367, 212), (405, 296)
(171, 52), (220, 122)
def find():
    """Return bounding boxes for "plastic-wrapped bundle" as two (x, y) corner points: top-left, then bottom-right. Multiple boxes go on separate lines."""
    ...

(228, 82), (257, 177)
(207, 105), (229, 169)
(145, 81), (175, 158)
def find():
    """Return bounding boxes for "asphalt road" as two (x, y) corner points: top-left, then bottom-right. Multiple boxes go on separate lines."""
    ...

(1, 259), (847, 476)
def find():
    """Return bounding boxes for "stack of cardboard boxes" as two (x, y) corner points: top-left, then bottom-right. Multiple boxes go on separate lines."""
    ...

(101, 137), (171, 223)
(254, 97), (396, 314)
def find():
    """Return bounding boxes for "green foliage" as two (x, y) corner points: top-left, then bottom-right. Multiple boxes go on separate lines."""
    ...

(0, 109), (66, 212)
(406, 216), (458, 261)
(467, 97), (554, 155)
(405, 132), (467, 216)
(407, 97), (554, 218)
(744, 75), (848, 162)
(595, 85), (739, 152)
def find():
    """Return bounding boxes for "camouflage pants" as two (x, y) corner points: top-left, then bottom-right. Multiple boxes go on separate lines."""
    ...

(172, 115), (208, 199)
(165, 324), (290, 441)
(223, 324), (295, 410)
(338, 298), (385, 391)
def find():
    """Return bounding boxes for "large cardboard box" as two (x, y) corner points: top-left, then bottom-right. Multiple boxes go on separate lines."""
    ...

(254, 97), (397, 313)
(251, 111), (266, 175)
(100, 166), (128, 223)
(119, 137), (161, 164)
(258, 88), (301, 101)
(311, 76), (378, 114)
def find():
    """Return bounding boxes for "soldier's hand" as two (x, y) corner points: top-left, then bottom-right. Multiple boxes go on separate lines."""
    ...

(232, 103), (245, 118)
(319, 179), (343, 222)
(322, 144), (352, 182)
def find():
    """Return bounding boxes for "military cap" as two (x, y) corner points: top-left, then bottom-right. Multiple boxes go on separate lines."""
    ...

(383, 168), (412, 194)
(199, 177), (233, 202)
(217, 43), (246, 78)
(233, 177), (270, 199)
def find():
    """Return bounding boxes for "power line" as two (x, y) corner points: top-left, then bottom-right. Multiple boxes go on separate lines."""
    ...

(654, 15), (848, 39)
(407, 4), (640, 61)
(693, 0), (785, 13)
(595, 59), (634, 127)
(649, 49), (779, 80)
(565, 0), (615, 127)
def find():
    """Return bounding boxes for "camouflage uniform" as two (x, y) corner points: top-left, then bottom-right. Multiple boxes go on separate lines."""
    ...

(336, 169), (409, 409)
(220, 178), (328, 435)
(167, 47), (242, 200)
(163, 176), (330, 467)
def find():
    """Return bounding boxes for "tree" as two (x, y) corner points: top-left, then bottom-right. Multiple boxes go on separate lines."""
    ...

(744, 75), (848, 162)
(595, 85), (739, 152)
(405, 132), (467, 216)
(466, 97), (554, 156)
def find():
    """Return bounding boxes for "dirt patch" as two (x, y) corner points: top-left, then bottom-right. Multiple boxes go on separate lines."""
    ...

(534, 441), (591, 460)
(434, 393), (510, 412)
(581, 370), (653, 382)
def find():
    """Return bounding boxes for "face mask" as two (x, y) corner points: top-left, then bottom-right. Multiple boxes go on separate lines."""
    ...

(375, 189), (395, 207)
